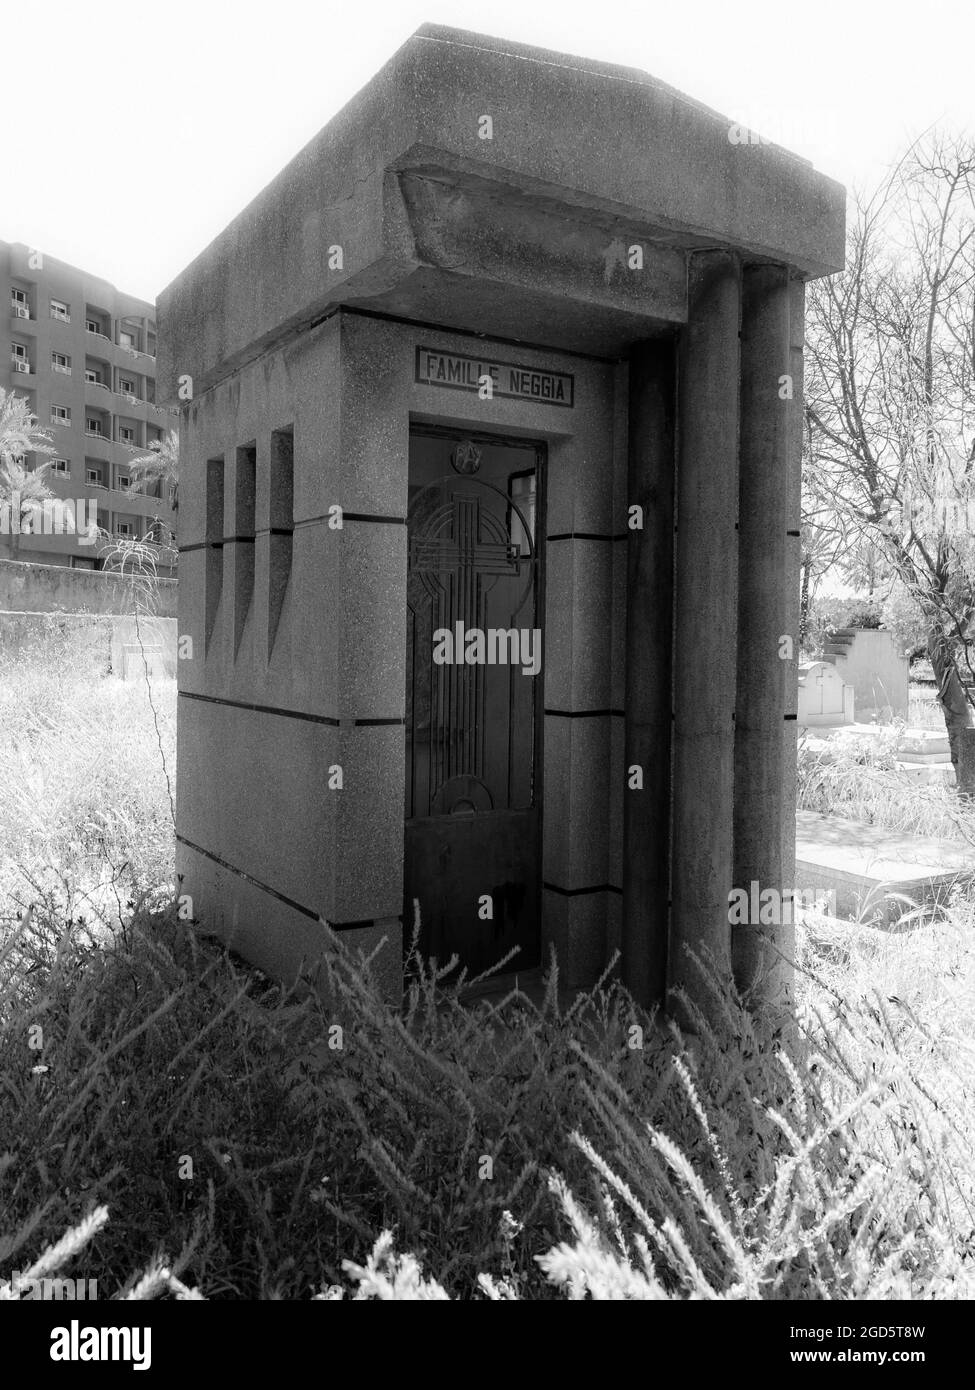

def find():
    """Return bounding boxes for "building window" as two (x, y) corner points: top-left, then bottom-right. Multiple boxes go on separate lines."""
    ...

(11, 342), (30, 373)
(116, 473), (130, 490)
(118, 426), (135, 443)
(52, 352), (71, 374)
(86, 468), (103, 487)
(11, 287), (29, 317)
(50, 299), (70, 322)
(51, 458), (70, 475)
(116, 522), (134, 538)
(51, 405), (70, 425)
(119, 331), (135, 349)
(119, 377), (135, 395)
(85, 368), (101, 384)
(86, 418), (103, 435)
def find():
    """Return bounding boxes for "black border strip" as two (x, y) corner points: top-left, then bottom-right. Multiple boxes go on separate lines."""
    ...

(178, 834), (318, 919)
(547, 531), (629, 542)
(176, 834), (378, 932)
(184, 515), (405, 551)
(294, 512), (406, 528)
(545, 708), (625, 718)
(179, 690), (404, 727)
(179, 690), (338, 725)
(544, 881), (624, 897)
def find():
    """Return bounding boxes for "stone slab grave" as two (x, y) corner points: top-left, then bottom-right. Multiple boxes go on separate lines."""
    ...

(802, 723), (955, 785)
(795, 809), (974, 926)
(109, 617), (178, 682)
(158, 23), (845, 1010)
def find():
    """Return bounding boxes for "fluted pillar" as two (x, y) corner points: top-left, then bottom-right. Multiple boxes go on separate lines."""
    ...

(733, 264), (794, 999)
(669, 252), (741, 1009)
(623, 339), (676, 1006)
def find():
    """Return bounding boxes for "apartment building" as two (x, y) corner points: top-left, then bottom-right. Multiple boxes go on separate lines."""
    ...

(1, 239), (177, 571)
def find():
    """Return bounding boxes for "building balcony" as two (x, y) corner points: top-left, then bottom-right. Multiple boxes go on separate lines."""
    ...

(117, 341), (155, 365)
(10, 358), (34, 379)
(86, 326), (113, 344)
(84, 379), (113, 407)
(10, 312), (37, 334)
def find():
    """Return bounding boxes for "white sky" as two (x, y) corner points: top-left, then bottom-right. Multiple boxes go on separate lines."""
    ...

(3, 0), (972, 302)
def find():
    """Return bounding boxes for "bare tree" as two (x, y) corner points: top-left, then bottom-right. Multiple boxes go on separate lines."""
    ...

(804, 134), (975, 787)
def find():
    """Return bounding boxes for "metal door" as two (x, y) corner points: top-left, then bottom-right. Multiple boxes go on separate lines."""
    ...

(404, 427), (544, 974)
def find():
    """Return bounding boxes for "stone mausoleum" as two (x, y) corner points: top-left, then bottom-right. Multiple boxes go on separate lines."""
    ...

(158, 25), (845, 1007)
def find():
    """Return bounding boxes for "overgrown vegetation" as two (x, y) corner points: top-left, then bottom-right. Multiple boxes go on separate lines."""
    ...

(1, 637), (973, 1300)
(2, 902), (973, 1299)
(797, 726), (975, 842)
(0, 626), (175, 925)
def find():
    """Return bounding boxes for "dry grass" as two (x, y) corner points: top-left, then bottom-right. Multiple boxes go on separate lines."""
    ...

(0, 624), (175, 930)
(0, 633), (973, 1299)
(797, 725), (975, 844)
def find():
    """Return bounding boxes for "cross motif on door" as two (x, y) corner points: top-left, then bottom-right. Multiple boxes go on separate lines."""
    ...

(409, 494), (523, 581)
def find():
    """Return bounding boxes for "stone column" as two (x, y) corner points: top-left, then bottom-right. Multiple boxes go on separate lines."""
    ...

(623, 339), (676, 1006)
(669, 252), (741, 1012)
(733, 264), (794, 999)
(782, 277), (805, 973)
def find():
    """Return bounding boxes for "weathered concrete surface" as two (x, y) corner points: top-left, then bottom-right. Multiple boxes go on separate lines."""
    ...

(795, 809), (974, 925)
(670, 251), (740, 1005)
(0, 559), (177, 618)
(161, 25), (846, 1011)
(0, 610), (176, 679)
(733, 265), (792, 996)
(821, 628), (909, 721)
(157, 25), (844, 401)
(622, 340), (675, 1005)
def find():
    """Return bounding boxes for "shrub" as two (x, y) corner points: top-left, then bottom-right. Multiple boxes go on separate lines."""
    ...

(2, 903), (973, 1299)
(808, 596), (884, 653)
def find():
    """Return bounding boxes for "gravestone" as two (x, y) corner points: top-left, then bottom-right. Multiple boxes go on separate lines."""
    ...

(797, 660), (854, 726)
(821, 627), (909, 721)
(158, 25), (845, 1010)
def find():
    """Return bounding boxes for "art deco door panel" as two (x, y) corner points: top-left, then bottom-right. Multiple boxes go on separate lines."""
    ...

(404, 428), (543, 975)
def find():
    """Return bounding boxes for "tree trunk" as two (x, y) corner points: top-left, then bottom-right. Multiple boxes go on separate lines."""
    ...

(928, 621), (975, 796)
(799, 557), (811, 651)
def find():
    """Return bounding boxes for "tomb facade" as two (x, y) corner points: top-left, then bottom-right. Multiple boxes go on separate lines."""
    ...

(158, 25), (846, 1006)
